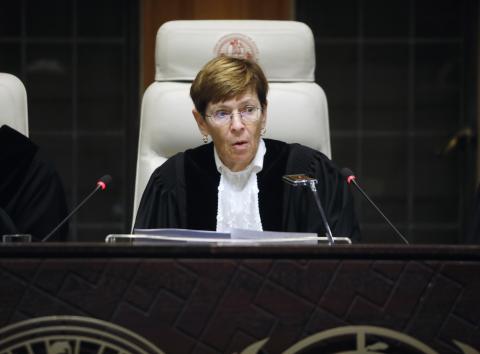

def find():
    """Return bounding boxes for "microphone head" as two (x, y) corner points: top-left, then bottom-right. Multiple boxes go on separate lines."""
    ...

(340, 168), (356, 184)
(97, 174), (112, 190)
(340, 167), (354, 178)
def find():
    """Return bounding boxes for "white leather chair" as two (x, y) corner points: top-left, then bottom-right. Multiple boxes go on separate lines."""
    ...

(0, 73), (29, 136)
(133, 20), (331, 226)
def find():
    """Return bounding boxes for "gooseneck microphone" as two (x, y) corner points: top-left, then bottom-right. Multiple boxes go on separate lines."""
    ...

(282, 174), (335, 245)
(42, 175), (112, 242)
(340, 168), (409, 244)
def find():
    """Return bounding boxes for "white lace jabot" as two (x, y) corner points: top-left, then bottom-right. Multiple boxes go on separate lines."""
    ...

(214, 139), (266, 232)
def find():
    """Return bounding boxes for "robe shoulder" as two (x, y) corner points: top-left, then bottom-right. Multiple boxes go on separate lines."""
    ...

(134, 152), (187, 230)
(0, 125), (68, 241)
(135, 140), (360, 241)
(134, 144), (218, 230)
(278, 141), (361, 241)
(148, 152), (185, 190)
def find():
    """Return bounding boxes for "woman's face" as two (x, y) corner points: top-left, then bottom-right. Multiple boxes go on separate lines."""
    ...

(193, 91), (267, 172)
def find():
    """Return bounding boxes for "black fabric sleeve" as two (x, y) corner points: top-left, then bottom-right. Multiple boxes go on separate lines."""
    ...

(0, 126), (68, 241)
(13, 152), (69, 241)
(309, 150), (360, 241)
(0, 207), (18, 236)
(134, 153), (187, 230)
(283, 143), (361, 242)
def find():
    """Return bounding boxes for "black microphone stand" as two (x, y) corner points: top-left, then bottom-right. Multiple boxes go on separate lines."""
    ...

(350, 178), (409, 245)
(307, 180), (335, 245)
(282, 174), (336, 245)
(42, 184), (102, 242)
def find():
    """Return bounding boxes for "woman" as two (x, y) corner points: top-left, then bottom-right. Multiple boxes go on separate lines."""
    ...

(134, 56), (360, 240)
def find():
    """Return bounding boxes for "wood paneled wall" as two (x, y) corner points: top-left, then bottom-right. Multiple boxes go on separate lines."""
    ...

(141, 0), (293, 89)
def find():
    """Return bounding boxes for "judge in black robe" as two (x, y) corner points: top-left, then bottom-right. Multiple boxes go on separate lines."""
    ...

(135, 55), (360, 241)
(135, 138), (360, 241)
(0, 125), (68, 241)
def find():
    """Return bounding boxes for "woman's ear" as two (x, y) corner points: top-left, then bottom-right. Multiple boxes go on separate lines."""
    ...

(192, 109), (209, 136)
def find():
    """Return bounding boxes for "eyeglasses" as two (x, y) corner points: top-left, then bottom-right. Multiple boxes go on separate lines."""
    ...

(205, 106), (261, 126)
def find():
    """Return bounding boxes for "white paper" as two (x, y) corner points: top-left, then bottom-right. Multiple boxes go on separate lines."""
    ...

(107, 228), (345, 245)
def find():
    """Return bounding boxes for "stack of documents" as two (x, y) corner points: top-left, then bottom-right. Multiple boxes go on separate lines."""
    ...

(105, 229), (351, 245)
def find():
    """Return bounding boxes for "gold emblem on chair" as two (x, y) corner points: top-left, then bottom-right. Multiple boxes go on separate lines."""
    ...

(214, 33), (259, 62)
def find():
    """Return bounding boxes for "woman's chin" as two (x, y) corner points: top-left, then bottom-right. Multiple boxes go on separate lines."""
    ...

(228, 153), (254, 171)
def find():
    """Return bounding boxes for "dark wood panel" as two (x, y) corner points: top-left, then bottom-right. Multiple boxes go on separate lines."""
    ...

(0, 244), (479, 353)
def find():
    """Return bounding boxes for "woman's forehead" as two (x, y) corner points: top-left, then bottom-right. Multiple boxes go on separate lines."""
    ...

(209, 92), (259, 108)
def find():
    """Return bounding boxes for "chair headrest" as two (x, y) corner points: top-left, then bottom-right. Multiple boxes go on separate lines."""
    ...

(155, 20), (315, 82)
(0, 73), (29, 137)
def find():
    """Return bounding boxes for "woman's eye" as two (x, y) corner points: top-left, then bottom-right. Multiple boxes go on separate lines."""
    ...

(215, 111), (229, 119)
(244, 106), (255, 113)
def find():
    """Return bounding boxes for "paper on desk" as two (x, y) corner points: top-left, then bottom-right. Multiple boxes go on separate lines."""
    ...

(230, 228), (319, 245)
(131, 228), (321, 245)
(133, 228), (229, 239)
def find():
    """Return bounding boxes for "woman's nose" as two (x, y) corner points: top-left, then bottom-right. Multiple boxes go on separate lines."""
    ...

(230, 113), (245, 131)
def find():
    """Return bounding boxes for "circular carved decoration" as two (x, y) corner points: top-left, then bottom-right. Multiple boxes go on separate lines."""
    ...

(282, 325), (438, 354)
(0, 316), (165, 354)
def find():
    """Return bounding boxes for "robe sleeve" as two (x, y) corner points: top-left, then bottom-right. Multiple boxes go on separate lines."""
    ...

(309, 150), (360, 241)
(134, 153), (187, 230)
(0, 154), (68, 242)
(0, 126), (68, 242)
(0, 207), (18, 235)
(283, 144), (361, 242)
(12, 152), (69, 241)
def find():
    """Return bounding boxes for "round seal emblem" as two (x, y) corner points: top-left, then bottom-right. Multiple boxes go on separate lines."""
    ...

(279, 325), (478, 354)
(214, 33), (259, 61)
(0, 316), (165, 354)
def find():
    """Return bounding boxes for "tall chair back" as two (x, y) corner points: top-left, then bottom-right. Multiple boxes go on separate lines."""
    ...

(133, 20), (331, 224)
(0, 73), (29, 136)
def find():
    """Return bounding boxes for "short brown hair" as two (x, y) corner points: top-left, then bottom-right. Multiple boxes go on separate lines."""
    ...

(190, 56), (269, 117)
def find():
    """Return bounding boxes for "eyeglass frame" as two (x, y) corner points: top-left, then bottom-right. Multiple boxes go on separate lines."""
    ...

(204, 105), (262, 125)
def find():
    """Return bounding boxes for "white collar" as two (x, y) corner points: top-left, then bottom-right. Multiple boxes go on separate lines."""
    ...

(214, 139), (266, 232)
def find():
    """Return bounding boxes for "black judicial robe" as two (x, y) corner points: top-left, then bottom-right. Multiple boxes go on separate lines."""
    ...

(0, 125), (68, 241)
(135, 139), (360, 241)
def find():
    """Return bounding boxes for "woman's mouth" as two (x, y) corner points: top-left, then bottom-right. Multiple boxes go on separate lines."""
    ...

(232, 140), (249, 151)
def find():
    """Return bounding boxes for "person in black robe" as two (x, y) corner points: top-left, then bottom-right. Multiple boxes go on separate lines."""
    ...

(134, 56), (360, 241)
(0, 125), (68, 241)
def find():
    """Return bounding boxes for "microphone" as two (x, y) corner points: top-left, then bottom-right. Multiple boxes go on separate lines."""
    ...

(282, 174), (335, 245)
(42, 175), (112, 242)
(340, 168), (409, 244)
